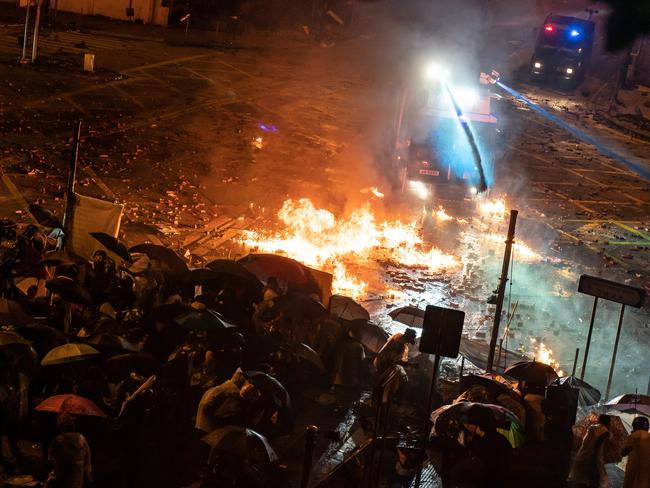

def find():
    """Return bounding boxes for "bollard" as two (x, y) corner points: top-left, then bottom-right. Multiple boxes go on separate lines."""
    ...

(301, 425), (318, 488)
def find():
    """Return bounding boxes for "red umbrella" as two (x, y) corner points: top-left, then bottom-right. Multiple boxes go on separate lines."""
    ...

(238, 254), (312, 285)
(35, 394), (105, 417)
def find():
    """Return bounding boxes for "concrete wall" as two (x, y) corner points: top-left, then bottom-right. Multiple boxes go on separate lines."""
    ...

(56, 0), (169, 26)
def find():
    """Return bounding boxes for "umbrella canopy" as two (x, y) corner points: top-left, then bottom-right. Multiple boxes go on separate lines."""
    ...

(35, 394), (105, 417)
(238, 254), (312, 286)
(605, 393), (650, 416)
(280, 342), (326, 373)
(0, 331), (39, 374)
(39, 249), (85, 267)
(129, 244), (188, 274)
(28, 203), (62, 228)
(329, 295), (370, 321)
(206, 259), (262, 284)
(0, 331), (30, 348)
(275, 293), (327, 322)
(0, 298), (32, 326)
(460, 373), (521, 400)
(388, 306), (425, 328)
(90, 232), (131, 263)
(41, 343), (100, 366)
(504, 360), (559, 387)
(243, 371), (291, 409)
(459, 338), (529, 373)
(18, 323), (67, 357)
(346, 319), (389, 354)
(175, 309), (237, 332)
(85, 334), (137, 354)
(105, 353), (160, 380)
(556, 376), (601, 407)
(45, 277), (92, 305)
(202, 426), (278, 464)
(181, 268), (220, 285)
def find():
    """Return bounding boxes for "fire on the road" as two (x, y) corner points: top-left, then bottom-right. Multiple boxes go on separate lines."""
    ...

(239, 198), (459, 296)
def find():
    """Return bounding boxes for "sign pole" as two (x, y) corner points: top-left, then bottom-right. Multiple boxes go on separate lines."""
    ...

(580, 297), (599, 380)
(571, 348), (580, 377)
(413, 353), (440, 487)
(21, 0), (32, 62)
(61, 121), (81, 250)
(605, 304), (625, 400)
(487, 209), (518, 372)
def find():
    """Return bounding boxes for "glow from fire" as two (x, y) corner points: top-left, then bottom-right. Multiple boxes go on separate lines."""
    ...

(478, 197), (507, 220)
(529, 338), (564, 376)
(239, 198), (459, 295)
(484, 233), (542, 263)
(433, 206), (453, 221)
(361, 186), (385, 198)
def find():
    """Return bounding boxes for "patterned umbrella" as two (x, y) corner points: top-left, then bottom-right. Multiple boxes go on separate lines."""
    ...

(35, 394), (105, 417)
(605, 393), (650, 416)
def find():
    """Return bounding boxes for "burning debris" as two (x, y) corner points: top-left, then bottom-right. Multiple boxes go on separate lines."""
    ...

(239, 198), (459, 295)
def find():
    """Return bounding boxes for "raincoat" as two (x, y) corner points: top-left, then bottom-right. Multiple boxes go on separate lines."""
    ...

(45, 432), (92, 488)
(195, 369), (247, 433)
(568, 424), (610, 488)
(373, 332), (409, 375)
(622, 429), (650, 488)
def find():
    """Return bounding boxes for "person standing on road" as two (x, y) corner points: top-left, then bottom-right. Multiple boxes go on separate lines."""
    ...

(373, 328), (416, 377)
(45, 414), (92, 488)
(568, 414), (612, 488)
(621, 416), (650, 488)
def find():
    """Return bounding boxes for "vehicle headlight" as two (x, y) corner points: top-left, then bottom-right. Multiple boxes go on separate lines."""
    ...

(534, 62), (542, 69)
(566, 67), (574, 74)
(409, 180), (430, 200)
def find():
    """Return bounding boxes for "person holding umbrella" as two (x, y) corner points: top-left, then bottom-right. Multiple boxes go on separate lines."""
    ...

(44, 413), (92, 488)
(621, 416), (649, 488)
(568, 414), (612, 488)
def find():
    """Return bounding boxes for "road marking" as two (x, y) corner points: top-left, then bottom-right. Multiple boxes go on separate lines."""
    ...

(0, 174), (37, 224)
(218, 60), (254, 78)
(111, 84), (145, 109)
(182, 67), (219, 86)
(612, 221), (650, 241)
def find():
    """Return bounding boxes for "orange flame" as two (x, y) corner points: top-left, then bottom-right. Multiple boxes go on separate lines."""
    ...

(240, 198), (459, 296)
(529, 338), (564, 376)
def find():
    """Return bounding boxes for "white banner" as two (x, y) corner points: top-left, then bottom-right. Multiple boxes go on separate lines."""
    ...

(67, 192), (123, 260)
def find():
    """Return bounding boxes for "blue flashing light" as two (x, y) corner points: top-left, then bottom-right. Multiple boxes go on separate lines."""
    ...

(570, 29), (580, 37)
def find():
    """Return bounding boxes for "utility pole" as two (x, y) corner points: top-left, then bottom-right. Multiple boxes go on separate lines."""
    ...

(486, 209), (518, 372)
(31, 0), (42, 63)
(21, 0), (32, 62)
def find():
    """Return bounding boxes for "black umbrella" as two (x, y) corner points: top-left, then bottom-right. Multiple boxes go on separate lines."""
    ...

(346, 319), (389, 354)
(129, 244), (188, 274)
(504, 360), (559, 387)
(0, 331), (39, 374)
(45, 277), (92, 305)
(90, 232), (131, 263)
(275, 293), (327, 322)
(243, 371), (291, 409)
(202, 426), (278, 465)
(206, 259), (262, 284)
(329, 295), (370, 321)
(29, 203), (61, 228)
(18, 323), (67, 357)
(555, 375), (601, 407)
(175, 309), (237, 332)
(181, 268), (220, 285)
(0, 298), (32, 326)
(85, 334), (137, 354)
(460, 373), (521, 400)
(388, 306), (425, 328)
(39, 249), (85, 267)
(280, 342), (326, 373)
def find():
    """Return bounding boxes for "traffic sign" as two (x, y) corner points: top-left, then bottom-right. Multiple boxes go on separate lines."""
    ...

(578, 275), (645, 308)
